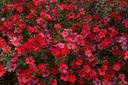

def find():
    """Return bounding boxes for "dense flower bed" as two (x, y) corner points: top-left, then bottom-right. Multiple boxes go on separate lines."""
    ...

(0, 0), (128, 85)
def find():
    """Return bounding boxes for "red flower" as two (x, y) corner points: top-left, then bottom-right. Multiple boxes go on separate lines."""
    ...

(51, 48), (61, 58)
(16, 4), (24, 12)
(39, 39), (47, 46)
(26, 56), (35, 65)
(113, 63), (121, 71)
(58, 62), (68, 73)
(124, 21), (128, 28)
(110, 11), (117, 17)
(75, 57), (83, 66)
(0, 64), (6, 77)
(40, 12), (52, 20)
(103, 74), (111, 81)
(78, 70), (85, 78)
(89, 69), (98, 79)
(17, 46), (25, 55)
(54, 23), (61, 30)
(0, 39), (6, 48)
(60, 72), (69, 81)
(32, 42), (41, 51)
(83, 64), (91, 73)
(101, 38), (111, 48)
(36, 18), (45, 25)
(42, 69), (50, 78)
(37, 63), (47, 74)
(98, 68), (105, 76)
(84, 49), (92, 57)
(118, 73), (126, 81)
(124, 51), (128, 59)
(37, 82), (45, 85)
(49, 67), (58, 75)
(93, 13), (100, 19)
(26, 14), (32, 19)
(115, 14), (122, 21)
(79, 78), (85, 85)
(26, 2), (32, 8)
(60, 47), (69, 56)
(79, 8), (85, 15)
(68, 75), (76, 83)
(32, 0), (42, 7)
(50, 78), (58, 85)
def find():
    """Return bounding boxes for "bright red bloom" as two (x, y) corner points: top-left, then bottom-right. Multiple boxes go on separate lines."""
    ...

(42, 69), (50, 78)
(0, 64), (6, 77)
(32, 0), (42, 7)
(89, 69), (98, 79)
(58, 62), (68, 73)
(36, 18), (45, 25)
(93, 13), (100, 19)
(60, 72), (69, 81)
(26, 56), (35, 65)
(103, 74), (111, 81)
(54, 23), (61, 30)
(26, 2), (32, 8)
(49, 67), (58, 75)
(50, 78), (58, 85)
(101, 38), (111, 48)
(16, 4), (24, 12)
(0, 39), (6, 48)
(68, 75), (76, 83)
(37, 63), (47, 74)
(79, 8), (85, 15)
(78, 70), (85, 78)
(124, 51), (128, 59)
(79, 78), (85, 85)
(124, 21), (128, 28)
(51, 48), (61, 58)
(17, 46), (25, 55)
(60, 47), (69, 56)
(118, 73), (126, 81)
(83, 64), (91, 73)
(85, 0), (93, 4)
(40, 12), (52, 20)
(113, 63), (121, 71)
(84, 49), (92, 57)
(75, 57), (83, 66)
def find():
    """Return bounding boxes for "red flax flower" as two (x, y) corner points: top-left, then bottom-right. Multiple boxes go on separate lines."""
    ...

(93, 13), (100, 20)
(113, 63), (121, 71)
(58, 62), (68, 73)
(42, 69), (50, 78)
(75, 57), (83, 66)
(25, 56), (35, 65)
(54, 23), (62, 30)
(51, 48), (61, 59)
(60, 47), (69, 56)
(83, 64), (91, 73)
(49, 66), (58, 75)
(101, 38), (111, 48)
(68, 75), (76, 83)
(60, 72), (69, 81)
(124, 50), (128, 59)
(0, 64), (6, 77)
(17, 46), (25, 55)
(37, 63), (47, 74)
(50, 78), (58, 85)
(124, 21), (128, 28)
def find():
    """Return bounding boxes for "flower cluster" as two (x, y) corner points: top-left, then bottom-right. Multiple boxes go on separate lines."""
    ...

(0, 0), (128, 85)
